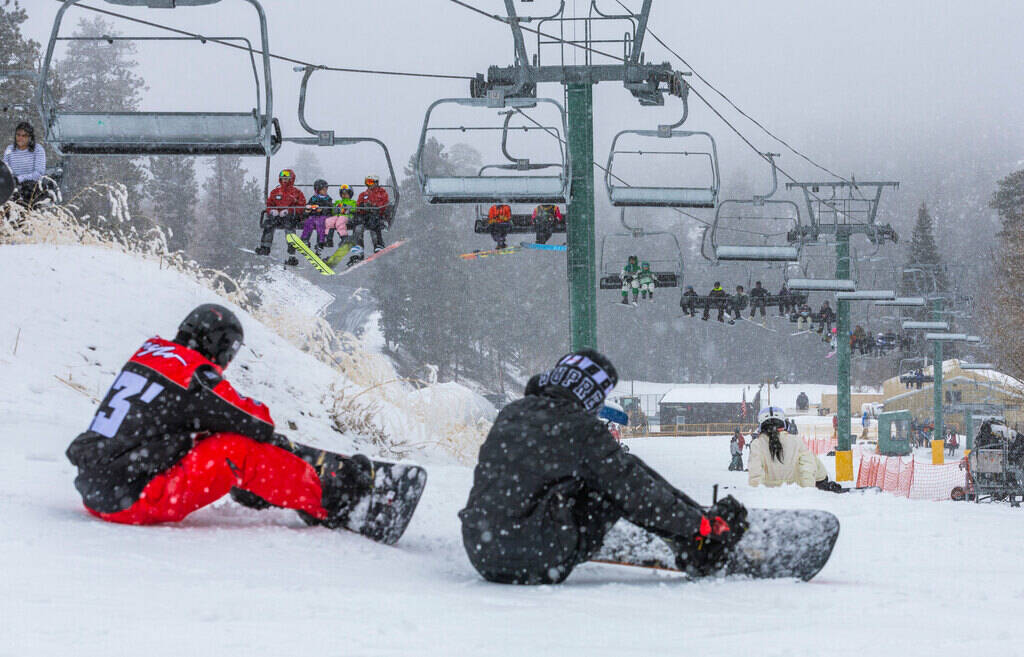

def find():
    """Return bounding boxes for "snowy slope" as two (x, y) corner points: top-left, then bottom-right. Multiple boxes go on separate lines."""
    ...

(3, 243), (1024, 656)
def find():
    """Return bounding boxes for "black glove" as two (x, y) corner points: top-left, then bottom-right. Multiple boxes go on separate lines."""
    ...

(815, 478), (845, 493)
(674, 495), (748, 576)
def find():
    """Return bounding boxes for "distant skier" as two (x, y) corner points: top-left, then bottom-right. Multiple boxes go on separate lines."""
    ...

(637, 261), (658, 301)
(621, 255), (640, 305)
(817, 301), (836, 337)
(795, 302), (813, 331)
(460, 350), (749, 584)
(66, 304), (373, 527)
(702, 281), (729, 323)
(749, 281), (768, 319)
(680, 285), (698, 316)
(748, 407), (842, 492)
(486, 204), (512, 250)
(532, 203), (564, 245)
(730, 284), (748, 321)
(777, 283), (793, 316)
(728, 428), (745, 471)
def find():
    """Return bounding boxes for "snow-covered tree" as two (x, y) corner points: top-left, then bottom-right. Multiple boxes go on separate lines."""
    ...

(190, 155), (261, 268)
(145, 156), (198, 252)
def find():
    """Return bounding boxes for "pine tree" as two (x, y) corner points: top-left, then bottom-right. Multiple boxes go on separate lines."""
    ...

(56, 16), (146, 220)
(900, 202), (949, 309)
(0, 2), (41, 158)
(190, 155), (262, 268)
(988, 170), (1024, 381)
(145, 156), (197, 252)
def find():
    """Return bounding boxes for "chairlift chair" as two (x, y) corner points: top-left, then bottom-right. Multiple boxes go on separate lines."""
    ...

(598, 215), (683, 290)
(898, 356), (933, 385)
(605, 129), (720, 208)
(472, 200), (567, 236)
(709, 154), (804, 263)
(416, 96), (570, 204)
(39, 0), (280, 157)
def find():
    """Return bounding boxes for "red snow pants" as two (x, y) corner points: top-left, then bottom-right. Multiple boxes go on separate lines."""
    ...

(87, 433), (328, 525)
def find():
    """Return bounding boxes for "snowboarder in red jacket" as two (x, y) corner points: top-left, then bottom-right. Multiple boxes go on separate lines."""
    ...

(346, 175), (391, 264)
(66, 304), (372, 526)
(256, 169), (307, 262)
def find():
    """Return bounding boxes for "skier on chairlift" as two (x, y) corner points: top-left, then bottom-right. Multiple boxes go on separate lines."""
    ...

(487, 203), (513, 250)
(532, 203), (564, 245)
(258, 169), (306, 264)
(702, 281), (729, 323)
(750, 281), (768, 320)
(621, 255), (640, 305)
(348, 175), (390, 265)
(680, 285), (698, 316)
(637, 261), (658, 301)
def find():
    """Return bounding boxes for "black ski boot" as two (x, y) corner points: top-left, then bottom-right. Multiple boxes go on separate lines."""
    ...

(255, 245), (271, 256)
(285, 256), (299, 266)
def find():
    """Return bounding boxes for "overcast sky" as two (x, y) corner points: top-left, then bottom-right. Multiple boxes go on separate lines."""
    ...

(23, 1), (1024, 213)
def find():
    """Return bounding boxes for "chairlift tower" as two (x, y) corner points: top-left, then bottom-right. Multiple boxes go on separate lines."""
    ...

(785, 180), (899, 481)
(469, 0), (684, 350)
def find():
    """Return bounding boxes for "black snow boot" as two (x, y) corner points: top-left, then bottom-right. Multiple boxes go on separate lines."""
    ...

(285, 256), (299, 266)
(255, 245), (271, 256)
(318, 453), (375, 529)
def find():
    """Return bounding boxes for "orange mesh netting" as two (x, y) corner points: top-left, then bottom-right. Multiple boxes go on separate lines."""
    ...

(856, 454), (966, 500)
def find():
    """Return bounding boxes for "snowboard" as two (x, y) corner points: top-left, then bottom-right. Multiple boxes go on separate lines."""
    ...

(592, 508), (839, 582)
(459, 246), (522, 260)
(334, 240), (407, 277)
(286, 233), (335, 275)
(284, 441), (428, 545)
(0, 161), (14, 204)
(520, 241), (566, 252)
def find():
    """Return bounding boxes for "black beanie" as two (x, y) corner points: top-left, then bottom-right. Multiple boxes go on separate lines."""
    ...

(537, 349), (618, 413)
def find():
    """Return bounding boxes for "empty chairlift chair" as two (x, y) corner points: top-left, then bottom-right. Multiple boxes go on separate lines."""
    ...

(416, 97), (570, 204)
(709, 155), (804, 263)
(605, 128), (720, 208)
(38, 0), (280, 157)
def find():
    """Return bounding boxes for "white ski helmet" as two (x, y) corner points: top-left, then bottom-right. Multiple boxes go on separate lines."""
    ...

(757, 406), (787, 433)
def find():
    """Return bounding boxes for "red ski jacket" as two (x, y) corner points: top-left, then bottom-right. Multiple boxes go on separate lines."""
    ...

(66, 337), (275, 513)
(267, 181), (307, 213)
(357, 186), (390, 209)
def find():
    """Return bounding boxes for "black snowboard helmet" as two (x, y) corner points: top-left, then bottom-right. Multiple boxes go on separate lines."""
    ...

(536, 348), (619, 414)
(174, 303), (244, 367)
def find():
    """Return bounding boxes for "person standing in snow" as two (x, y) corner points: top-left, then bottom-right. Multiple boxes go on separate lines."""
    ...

(728, 429), (745, 471)
(460, 349), (749, 584)
(748, 407), (842, 492)
(66, 304), (373, 527)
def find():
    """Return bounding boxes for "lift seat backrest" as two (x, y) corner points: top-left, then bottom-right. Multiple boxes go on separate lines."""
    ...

(423, 176), (567, 204)
(49, 111), (274, 156)
(600, 273), (678, 289)
(609, 186), (716, 208)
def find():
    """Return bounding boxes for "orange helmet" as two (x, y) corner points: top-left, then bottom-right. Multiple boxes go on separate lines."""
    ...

(364, 174), (380, 187)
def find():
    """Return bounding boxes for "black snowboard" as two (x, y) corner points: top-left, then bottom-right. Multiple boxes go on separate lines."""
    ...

(0, 161), (14, 204)
(269, 440), (427, 545)
(593, 508), (839, 581)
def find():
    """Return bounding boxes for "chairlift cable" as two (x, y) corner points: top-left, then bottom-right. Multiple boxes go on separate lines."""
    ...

(67, 1), (475, 81)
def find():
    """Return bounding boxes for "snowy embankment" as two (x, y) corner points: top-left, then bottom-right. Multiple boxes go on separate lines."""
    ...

(3, 242), (1024, 656)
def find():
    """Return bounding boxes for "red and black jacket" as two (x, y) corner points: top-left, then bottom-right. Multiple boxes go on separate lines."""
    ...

(66, 337), (275, 513)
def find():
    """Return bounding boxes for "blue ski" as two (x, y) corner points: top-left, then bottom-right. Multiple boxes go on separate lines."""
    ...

(520, 242), (566, 252)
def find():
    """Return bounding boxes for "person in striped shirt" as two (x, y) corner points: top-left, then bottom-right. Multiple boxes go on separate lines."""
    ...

(3, 122), (46, 184)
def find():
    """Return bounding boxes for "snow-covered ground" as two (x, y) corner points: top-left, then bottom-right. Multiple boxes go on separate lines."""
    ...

(4, 243), (1024, 656)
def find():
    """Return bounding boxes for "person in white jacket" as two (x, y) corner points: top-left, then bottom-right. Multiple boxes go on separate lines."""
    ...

(748, 407), (843, 492)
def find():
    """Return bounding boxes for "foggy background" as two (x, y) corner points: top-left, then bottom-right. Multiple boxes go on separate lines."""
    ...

(18, 0), (1024, 393)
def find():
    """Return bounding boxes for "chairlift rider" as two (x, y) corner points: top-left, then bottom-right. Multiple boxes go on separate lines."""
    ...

(730, 285), (748, 321)
(3, 121), (58, 207)
(487, 204), (513, 250)
(702, 281), (729, 323)
(637, 262), (658, 301)
(680, 285), (698, 316)
(532, 204), (564, 245)
(347, 174), (391, 265)
(749, 281), (768, 319)
(621, 255), (641, 305)
(258, 169), (306, 263)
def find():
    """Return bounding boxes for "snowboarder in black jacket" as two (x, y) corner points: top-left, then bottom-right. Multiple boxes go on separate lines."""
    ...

(65, 304), (372, 527)
(459, 349), (748, 584)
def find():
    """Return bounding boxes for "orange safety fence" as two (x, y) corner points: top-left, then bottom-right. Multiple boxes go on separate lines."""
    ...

(803, 435), (838, 456)
(856, 454), (966, 501)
